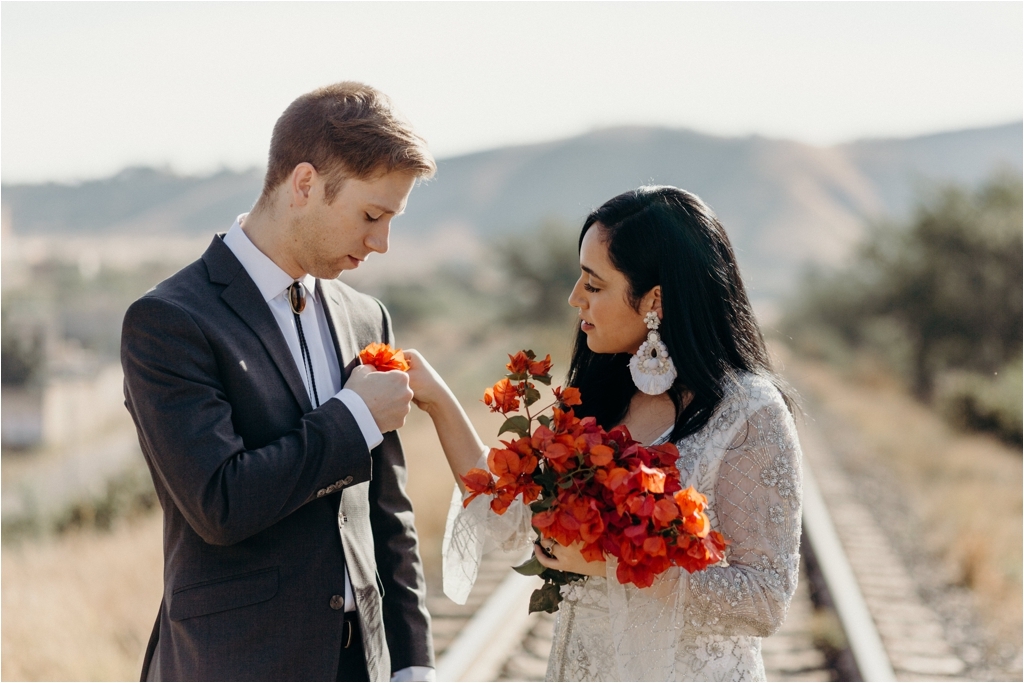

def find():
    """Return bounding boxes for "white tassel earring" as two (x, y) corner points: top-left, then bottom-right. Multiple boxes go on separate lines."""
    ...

(629, 311), (677, 395)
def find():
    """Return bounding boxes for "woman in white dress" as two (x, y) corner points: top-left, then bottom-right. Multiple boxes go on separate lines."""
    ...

(405, 186), (803, 681)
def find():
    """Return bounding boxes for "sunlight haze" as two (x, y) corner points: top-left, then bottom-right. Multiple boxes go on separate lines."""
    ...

(2, 1), (1021, 183)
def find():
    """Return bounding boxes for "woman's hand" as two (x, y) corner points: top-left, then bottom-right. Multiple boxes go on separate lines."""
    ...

(403, 348), (489, 491)
(534, 539), (607, 578)
(403, 349), (450, 413)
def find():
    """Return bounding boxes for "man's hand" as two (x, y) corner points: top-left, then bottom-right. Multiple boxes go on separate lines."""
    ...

(345, 365), (413, 433)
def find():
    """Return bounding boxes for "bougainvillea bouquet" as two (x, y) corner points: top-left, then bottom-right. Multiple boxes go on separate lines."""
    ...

(462, 350), (728, 613)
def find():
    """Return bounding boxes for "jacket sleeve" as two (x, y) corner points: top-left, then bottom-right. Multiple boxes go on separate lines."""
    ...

(368, 303), (434, 672)
(121, 295), (372, 547)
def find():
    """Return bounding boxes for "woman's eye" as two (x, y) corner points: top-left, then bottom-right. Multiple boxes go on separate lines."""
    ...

(583, 283), (600, 293)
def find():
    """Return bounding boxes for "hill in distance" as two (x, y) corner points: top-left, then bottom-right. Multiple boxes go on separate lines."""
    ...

(3, 121), (1020, 301)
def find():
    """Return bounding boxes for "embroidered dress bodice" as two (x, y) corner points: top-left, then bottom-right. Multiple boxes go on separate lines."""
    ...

(442, 372), (803, 681)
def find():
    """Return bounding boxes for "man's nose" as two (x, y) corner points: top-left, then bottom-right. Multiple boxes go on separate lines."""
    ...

(365, 222), (390, 254)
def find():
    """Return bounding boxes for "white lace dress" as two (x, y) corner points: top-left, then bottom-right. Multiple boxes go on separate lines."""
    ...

(442, 372), (803, 682)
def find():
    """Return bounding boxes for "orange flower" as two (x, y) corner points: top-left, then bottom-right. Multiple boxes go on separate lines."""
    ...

(542, 442), (573, 472)
(359, 342), (410, 372)
(649, 442), (680, 466)
(532, 507), (557, 526)
(652, 498), (680, 526)
(674, 487), (707, 517)
(551, 407), (581, 433)
(552, 385), (580, 406)
(580, 542), (605, 563)
(506, 351), (532, 375)
(682, 511), (711, 538)
(529, 354), (553, 377)
(639, 464), (666, 494)
(643, 536), (667, 557)
(482, 378), (520, 413)
(589, 444), (615, 467)
(459, 468), (495, 507)
(604, 467), (633, 491)
(488, 448), (524, 478)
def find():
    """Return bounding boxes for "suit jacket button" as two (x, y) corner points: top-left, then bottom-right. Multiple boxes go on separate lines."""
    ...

(330, 595), (345, 610)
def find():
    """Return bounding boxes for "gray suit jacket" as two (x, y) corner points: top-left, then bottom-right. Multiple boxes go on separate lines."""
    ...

(121, 236), (432, 681)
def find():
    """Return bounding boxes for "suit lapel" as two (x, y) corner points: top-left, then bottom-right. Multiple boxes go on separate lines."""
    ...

(203, 237), (314, 414)
(318, 281), (361, 385)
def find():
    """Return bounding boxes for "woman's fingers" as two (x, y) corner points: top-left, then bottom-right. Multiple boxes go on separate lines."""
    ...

(534, 540), (562, 568)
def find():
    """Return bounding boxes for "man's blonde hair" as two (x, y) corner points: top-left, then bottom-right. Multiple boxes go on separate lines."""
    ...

(257, 82), (435, 207)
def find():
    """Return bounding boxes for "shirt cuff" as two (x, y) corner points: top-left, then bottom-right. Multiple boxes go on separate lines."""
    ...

(391, 666), (435, 682)
(335, 389), (384, 450)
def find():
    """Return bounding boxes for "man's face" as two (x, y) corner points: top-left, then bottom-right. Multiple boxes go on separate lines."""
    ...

(291, 169), (417, 280)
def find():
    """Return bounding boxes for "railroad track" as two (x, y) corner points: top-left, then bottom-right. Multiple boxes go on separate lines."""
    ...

(426, 416), (968, 682)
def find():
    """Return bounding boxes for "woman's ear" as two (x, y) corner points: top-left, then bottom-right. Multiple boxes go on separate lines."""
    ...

(642, 286), (663, 319)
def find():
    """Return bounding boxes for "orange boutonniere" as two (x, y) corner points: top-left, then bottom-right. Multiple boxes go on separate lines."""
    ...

(359, 342), (410, 372)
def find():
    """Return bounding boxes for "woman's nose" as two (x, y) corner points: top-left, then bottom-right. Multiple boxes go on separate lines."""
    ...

(567, 279), (584, 308)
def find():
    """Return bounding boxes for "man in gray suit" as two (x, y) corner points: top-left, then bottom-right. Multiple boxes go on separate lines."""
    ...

(121, 82), (436, 681)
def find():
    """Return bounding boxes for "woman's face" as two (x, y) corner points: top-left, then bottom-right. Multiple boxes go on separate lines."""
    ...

(568, 226), (660, 355)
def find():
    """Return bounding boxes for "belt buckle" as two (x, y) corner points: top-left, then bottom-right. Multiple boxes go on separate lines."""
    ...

(343, 617), (354, 649)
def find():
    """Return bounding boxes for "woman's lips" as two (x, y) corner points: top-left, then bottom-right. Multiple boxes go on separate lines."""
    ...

(581, 320), (595, 332)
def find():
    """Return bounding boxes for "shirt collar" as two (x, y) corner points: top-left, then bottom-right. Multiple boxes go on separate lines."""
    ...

(222, 214), (317, 303)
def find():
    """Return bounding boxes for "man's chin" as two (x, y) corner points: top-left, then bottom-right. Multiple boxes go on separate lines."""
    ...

(307, 265), (345, 280)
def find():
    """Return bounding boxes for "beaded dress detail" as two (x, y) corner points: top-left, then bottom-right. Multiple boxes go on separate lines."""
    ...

(442, 372), (803, 681)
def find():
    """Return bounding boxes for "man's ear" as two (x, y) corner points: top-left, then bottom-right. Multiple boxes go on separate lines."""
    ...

(290, 163), (317, 207)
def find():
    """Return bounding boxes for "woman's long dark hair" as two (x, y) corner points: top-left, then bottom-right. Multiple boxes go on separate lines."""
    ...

(566, 186), (790, 442)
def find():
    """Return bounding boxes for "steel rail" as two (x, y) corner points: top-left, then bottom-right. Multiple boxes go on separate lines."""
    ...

(434, 567), (539, 681)
(802, 460), (897, 682)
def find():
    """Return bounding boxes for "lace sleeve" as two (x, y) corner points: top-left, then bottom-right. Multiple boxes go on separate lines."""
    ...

(441, 483), (536, 604)
(682, 399), (803, 637)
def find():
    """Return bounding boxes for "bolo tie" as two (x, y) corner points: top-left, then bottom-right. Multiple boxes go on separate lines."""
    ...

(288, 281), (320, 407)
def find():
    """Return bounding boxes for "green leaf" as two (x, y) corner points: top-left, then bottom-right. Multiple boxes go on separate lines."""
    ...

(536, 415), (552, 428)
(529, 494), (555, 512)
(532, 374), (552, 385)
(523, 386), (542, 407)
(498, 415), (531, 437)
(524, 350), (537, 360)
(528, 582), (563, 614)
(512, 556), (546, 576)
(506, 371), (529, 382)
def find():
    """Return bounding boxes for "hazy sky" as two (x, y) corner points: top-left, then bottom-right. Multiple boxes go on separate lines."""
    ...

(2, 2), (1021, 184)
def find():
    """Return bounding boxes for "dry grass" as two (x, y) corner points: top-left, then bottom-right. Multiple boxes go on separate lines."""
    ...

(403, 402), (508, 573)
(779, 348), (1023, 655)
(1, 513), (163, 680)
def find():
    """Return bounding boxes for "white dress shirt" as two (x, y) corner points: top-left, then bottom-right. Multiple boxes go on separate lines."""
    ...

(223, 219), (435, 682)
